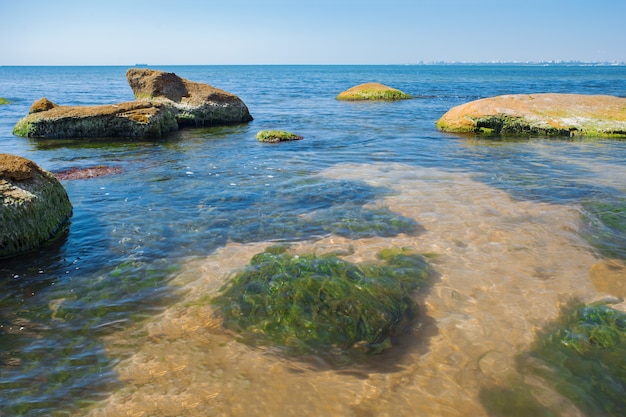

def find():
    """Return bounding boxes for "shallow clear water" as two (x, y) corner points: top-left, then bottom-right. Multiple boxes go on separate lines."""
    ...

(1, 65), (626, 416)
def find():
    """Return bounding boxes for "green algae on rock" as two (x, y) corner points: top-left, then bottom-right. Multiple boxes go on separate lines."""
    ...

(212, 246), (431, 364)
(12, 100), (179, 139)
(480, 300), (626, 417)
(336, 82), (412, 101)
(1, 154), (72, 259)
(256, 130), (303, 143)
(0, 98), (10, 105)
(436, 93), (626, 138)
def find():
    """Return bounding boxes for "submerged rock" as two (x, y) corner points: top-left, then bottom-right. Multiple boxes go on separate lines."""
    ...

(213, 246), (430, 364)
(336, 82), (412, 101)
(53, 165), (123, 181)
(436, 93), (626, 137)
(0, 97), (10, 105)
(13, 69), (253, 139)
(0, 154), (72, 258)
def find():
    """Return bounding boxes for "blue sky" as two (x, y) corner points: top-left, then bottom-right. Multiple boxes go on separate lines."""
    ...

(1, 0), (624, 65)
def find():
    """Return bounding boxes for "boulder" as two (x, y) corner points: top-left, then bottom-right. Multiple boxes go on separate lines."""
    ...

(126, 68), (253, 127)
(436, 93), (626, 137)
(336, 82), (412, 101)
(13, 69), (253, 139)
(1, 154), (72, 258)
(13, 101), (179, 139)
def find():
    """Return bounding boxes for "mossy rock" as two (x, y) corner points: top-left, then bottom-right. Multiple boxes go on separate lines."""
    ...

(256, 130), (303, 143)
(212, 246), (430, 364)
(336, 82), (412, 101)
(0, 98), (10, 105)
(1, 154), (72, 258)
(437, 94), (626, 138)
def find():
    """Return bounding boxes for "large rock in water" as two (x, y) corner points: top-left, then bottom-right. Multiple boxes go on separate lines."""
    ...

(13, 100), (179, 139)
(436, 93), (626, 137)
(126, 69), (253, 127)
(13, 69), (252, 139)
(1, 154), (72, 258)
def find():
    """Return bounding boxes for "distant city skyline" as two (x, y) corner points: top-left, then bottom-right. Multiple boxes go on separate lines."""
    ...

(2, 0), (625, 66)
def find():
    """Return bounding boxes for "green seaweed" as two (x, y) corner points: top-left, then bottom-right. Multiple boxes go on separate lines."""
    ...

(314, 204), (422, 238)
(256, 130), (303, 143)
(480, 300), (626, 417)
(521, 301), (626, 416)
(212, 246), (430, 364)
(0, 97), (10, 105)
(473, 115), (571, 137)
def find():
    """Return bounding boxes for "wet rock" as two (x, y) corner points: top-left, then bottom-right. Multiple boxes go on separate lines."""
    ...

(0, 154), (72, 259)
(13, 69), (253, 139)
(256, 130), (302, 143)
(436, 93), (626, 137)
(336, 82), (412, 101)
(127, 68), (253, 127)
(13, 101), (179, 139)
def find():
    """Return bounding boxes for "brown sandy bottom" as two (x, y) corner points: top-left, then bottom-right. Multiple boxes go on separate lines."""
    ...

(82, 163), (625, 417)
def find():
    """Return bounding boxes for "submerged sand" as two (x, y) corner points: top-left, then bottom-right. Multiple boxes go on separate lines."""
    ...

(82, 163), (625, 417)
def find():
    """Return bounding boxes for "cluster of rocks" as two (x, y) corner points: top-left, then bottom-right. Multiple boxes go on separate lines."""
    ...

(13, 69), (253, 139)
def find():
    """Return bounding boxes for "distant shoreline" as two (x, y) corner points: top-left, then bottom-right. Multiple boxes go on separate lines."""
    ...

(1, 61), (624, 67)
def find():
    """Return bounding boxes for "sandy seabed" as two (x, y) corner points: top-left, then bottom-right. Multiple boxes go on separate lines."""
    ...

(82, 163), (625, 417)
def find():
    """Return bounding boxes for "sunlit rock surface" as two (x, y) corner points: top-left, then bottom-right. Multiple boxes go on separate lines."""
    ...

(13, 69), (252, 139)
(336, 82), (412, 101)
(437, 93), (626, 137)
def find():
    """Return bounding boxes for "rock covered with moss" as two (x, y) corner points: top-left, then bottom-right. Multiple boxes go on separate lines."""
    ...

(212, 246), (430, 364)
(0, 98), (10, 105)
(436, 93), (626, 137)
(1, 154), (72, 258)
(13, 100), (179, 139)
(13, 69), (253, 139)
(255, 130), (303, 143)
(336, 82), (412, 101)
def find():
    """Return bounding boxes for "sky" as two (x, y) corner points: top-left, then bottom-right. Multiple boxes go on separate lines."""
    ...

(1, 0), (625, 65)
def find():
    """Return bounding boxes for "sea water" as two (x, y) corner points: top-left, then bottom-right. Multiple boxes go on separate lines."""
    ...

(0, 65), (625, 416)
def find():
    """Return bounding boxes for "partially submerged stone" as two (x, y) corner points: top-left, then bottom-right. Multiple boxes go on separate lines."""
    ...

(336, 82), (412, 101)
(1, 154), (72, 258)
(13, 101), (179, 139)
(13, 69), (253, 139)
(0, 98), (10, 105)
(127, 68), (253, 127)
(255, 130), (302, 143)
(436, 93), (626, 137)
